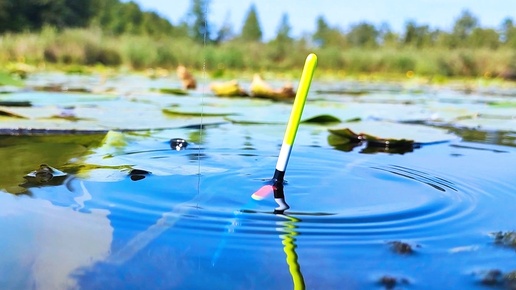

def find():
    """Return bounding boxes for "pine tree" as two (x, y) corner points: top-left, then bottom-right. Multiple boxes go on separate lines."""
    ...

(240, 3), (262, 42)
(187, 0), (211, 43)
(275, 13), (292, 43)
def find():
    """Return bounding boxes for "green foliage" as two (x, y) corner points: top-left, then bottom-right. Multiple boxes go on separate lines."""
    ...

(403, 21), (433, 48)
(240, 4), (262, 42)
(90, 0), (175, 37)
(186, 0), (212, 43)
(0, 0), (95, 33)
(41, 28), (121, 66)
(347, 22), (379, 48)
(313, 16), (347, 48)
(274, 13), (293, 43)
(501, 18), (516, 48)
(452, 10), (479, 42)
(1, 0), (516, 79)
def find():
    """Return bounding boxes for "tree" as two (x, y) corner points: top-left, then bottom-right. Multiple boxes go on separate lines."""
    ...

(347, 22), (379, 48)
(501, 17), (516, 48)
(468, 27), (500, 49)
(274, 13), (293, 43)
(267, 13), (294, 63)
(187, 0), (211, 43)
(403, 20), (433, 48)
(0, 0), (95, 33)
(452, 10), (479, 47)
(90, 0), (175, 37)
(378, 22), (399, 48)
(214, 11), (234, 43)
(313, 15), (346, 47)
(240, 4), (262, 42)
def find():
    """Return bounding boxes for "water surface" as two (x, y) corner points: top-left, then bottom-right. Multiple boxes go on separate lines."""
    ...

(1, 73), (516, 289)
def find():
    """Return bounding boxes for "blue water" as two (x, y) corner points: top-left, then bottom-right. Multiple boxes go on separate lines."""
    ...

(1, 74), (516, 289)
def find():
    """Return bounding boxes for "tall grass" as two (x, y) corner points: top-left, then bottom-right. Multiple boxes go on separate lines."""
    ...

(0, 27), (514, 79)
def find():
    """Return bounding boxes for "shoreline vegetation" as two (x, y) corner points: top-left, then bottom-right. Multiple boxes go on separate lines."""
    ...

(0, 0), (515, 86)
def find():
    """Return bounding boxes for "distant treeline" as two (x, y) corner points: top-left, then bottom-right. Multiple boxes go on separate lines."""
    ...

(1, 0), (516, 78)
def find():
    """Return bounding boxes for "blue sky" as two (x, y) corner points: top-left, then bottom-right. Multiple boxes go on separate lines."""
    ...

(131, 1), (516, 40)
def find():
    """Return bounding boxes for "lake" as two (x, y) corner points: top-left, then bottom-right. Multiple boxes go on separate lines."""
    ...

(1, 72), (516, 289)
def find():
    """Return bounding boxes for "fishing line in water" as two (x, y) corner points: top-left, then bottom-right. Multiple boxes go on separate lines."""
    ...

(197, 5), (208, 197)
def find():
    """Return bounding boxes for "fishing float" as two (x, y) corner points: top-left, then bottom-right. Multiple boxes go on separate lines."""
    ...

(252, 53), (318, 211)
(212, 53), (317, 266)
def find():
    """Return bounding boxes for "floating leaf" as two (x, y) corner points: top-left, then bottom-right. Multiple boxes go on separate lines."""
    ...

(0, 101), (31, 107)
(0, 107), (29, 119)
(487, 101), (516, 108)
(210, 80), (248, 97)
(162, 107), (235, 117)
(0, 71), (24, 86)
(328, 121), (457, 154)
(302, 114), (341, 124)
(315, 89), (368, 95)
(159, 88), (189, 95)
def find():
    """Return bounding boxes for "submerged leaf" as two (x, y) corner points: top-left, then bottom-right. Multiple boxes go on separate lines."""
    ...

(493, 231), (516, 248)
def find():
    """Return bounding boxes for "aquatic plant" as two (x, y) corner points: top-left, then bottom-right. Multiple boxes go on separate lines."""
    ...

(493, 231), (516, 248)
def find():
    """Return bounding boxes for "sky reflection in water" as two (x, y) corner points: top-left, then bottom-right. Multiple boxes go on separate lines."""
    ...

(1, 74), (516, 289)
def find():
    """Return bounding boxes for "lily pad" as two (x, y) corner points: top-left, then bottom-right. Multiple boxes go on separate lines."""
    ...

(0, 72), (24, 86)
(487, 101), (516, 108)
(158, 88), (189, 95)
(0, 101), (31, 107)
(0, 107), (28, 119)
(162, 107), (236, 117)
(302, 114), (341, 124)
(328, 121), (457, 153)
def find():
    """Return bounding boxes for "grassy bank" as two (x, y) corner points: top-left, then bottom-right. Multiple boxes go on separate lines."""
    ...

(1, 27), (515, 81)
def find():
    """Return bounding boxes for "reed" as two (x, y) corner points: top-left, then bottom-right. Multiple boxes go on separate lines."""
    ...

(1, 27), (514, 80)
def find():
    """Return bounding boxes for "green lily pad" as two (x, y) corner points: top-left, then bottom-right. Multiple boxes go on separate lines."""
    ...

(487, 101), (516, 108)
(0, 101), (31, 107)
(159, 88), (189, 95)
(162, 107), (236, 117)
(0, 108), (28, 119)
(0, 72), (24, 87)
(302, 114), (341, 124)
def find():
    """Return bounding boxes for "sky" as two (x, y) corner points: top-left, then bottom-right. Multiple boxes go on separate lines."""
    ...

(131, 0), (516, 40)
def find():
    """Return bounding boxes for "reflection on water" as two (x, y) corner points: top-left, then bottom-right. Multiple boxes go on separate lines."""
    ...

(0, 179), (112, 290)
(1, 78), (516, 289)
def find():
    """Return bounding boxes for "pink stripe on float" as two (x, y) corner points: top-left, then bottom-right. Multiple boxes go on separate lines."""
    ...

(251, 185), (274, 200)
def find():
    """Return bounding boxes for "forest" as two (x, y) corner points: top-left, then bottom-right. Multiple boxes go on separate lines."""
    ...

(1, 0), (515, 79)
